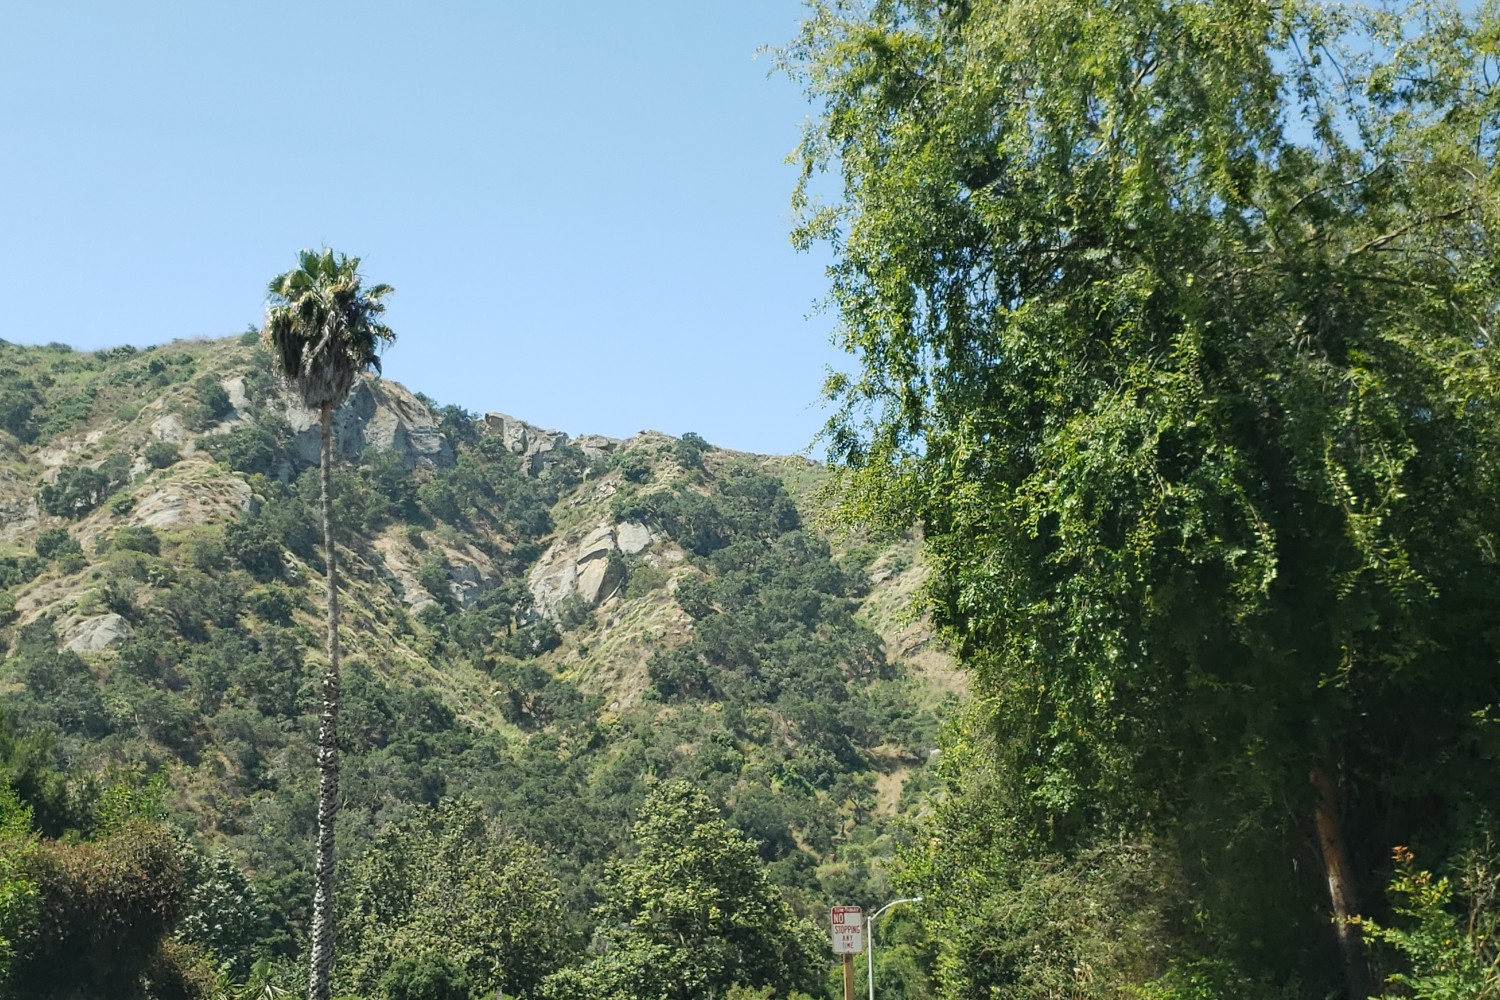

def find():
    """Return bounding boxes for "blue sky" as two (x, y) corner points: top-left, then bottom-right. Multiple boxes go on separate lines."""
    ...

(0, 2), (841, 456)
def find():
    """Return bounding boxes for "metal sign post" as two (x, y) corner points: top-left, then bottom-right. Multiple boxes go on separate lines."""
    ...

(831, 906), (864, 1000)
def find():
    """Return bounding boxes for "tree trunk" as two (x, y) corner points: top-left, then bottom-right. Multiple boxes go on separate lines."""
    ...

(1311, 764), (1368, 999)
(308, 401), (342, 1000)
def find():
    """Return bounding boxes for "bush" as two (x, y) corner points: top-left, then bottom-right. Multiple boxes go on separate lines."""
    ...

(1360, 845), (1500, 998)
(554, 594), (593, 632)
(416, 556), (453, 609)
(674, 431), (711, 470)
(617, 450), (654, 484)
(186, 375), (232, 430)
(111, 525), (160, 556)
(246, 584), (297, 626)
(39, 465), (120, 519)
(34, 528), (80, 562)
(143, 441), (181, 469)
(624, 561), (669, 599)
(377, 952), (473, 1000)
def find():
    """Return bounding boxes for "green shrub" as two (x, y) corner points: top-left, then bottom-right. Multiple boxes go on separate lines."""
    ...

(673, 431), (711, 470)
(246, 584), (297, 626)
(186, 375), (233, 430)
(416, 556), (452, 608)
(34, 528), (80, 562)
(554, 594), (593, 631)
(143, 440), (181, 469)
(111, 525), (160, 556)
(377, 952), (473, 1000)
(623, 561), (668, 599)
(1360, 845), (1500, 999)
(0, 383), (43, 443)
(617, 449), (654, 484)
(39, 461), (127, 519)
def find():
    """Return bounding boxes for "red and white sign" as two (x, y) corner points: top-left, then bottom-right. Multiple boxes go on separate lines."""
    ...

(830, 905), (864, 954)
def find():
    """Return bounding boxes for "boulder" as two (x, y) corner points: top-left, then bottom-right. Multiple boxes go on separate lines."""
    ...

(574, 434), (622, 461)
(280, 379), (453, 470)
(528, 521), (659, 616)
(63, 613), (133, 653)
(150, 413), (189, 446)
(0, 496), (39, 538)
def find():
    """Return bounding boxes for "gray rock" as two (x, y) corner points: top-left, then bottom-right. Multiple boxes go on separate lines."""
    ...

(528, 521), (658, 616)
(575, 434), (622, 461)
(616, 522), (654, 555)
(151, 413), (189, 446)
(0, 496), (39, 539)
(63, 613), (134, 653)
(483, 412), (568, 474)
(279, 379), (453, 470)
(131, 474), (253, 530)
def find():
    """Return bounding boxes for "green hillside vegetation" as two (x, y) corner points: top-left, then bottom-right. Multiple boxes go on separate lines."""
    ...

(8, 1), (1500, 996)
(0, 335), (952, 998)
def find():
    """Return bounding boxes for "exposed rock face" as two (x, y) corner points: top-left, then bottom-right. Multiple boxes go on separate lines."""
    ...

(528, 521), (660, 616)
(130, 470), (254, 530)
(574, 434), (621, 461)
(0, 495), (39, 540)
(281, 379), (453, 470)
(483, 412), (573, 474)
(150, 413), (189, 447)
(63, 613), (133, 653)
(370, 535), (497, 614)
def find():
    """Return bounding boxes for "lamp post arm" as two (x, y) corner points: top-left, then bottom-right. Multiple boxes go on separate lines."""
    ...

(866, 896), (922, 1000)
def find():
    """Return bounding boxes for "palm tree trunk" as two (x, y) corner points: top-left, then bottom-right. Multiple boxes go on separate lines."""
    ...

(308, 401), (342, 1000)
(1311, 763), (1368, 999)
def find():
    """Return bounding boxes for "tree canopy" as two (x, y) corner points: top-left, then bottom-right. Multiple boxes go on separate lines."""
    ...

(790, 0), (1500, 993)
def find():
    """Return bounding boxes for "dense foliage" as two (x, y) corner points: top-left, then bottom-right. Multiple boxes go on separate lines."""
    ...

(790, 0), (1500, 995)
(0, 337), (942, 998)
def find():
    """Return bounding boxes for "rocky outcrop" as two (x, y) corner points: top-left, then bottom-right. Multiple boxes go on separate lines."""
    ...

(483, 412), (569, 474)
(280, 379), (453, 470)
(129, 468), (254, 530)
(528, 521), (660, 616)
(150, 413), (190, 447)
(574, 434), (621, 461)
(0, 495), (39, 540)
(63, 613), (133, 653)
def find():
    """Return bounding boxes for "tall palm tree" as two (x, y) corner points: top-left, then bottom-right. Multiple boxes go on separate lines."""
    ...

(263, 248), (394, 1000)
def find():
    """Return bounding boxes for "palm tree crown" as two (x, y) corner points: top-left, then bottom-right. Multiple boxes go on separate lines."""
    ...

(264, 247), (395, 410)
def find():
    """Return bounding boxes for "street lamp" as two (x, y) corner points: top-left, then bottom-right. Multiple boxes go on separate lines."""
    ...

(866, 895), (921, 1000)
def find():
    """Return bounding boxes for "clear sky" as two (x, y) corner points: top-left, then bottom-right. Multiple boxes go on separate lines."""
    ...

(0, 1), (842, 456)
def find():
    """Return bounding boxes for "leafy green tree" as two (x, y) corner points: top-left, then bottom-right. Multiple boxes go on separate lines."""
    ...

(38, 459), (128, 518)
(263, 247), (394, 1000)
(32, 528), (79, 562)
(187, 374), (234, 430)
(543, 780), (822, 1000)
(789, 0), (1500, 995)
(11, 821), (185, 998)
(1358, 845), (1500, 999)
(0, 382), (42, 443)
(338, 797), (568, 999)
(177, 844), (274, 979)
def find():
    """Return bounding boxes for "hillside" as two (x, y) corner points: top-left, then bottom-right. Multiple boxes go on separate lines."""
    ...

(0, 334), (958, 996)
